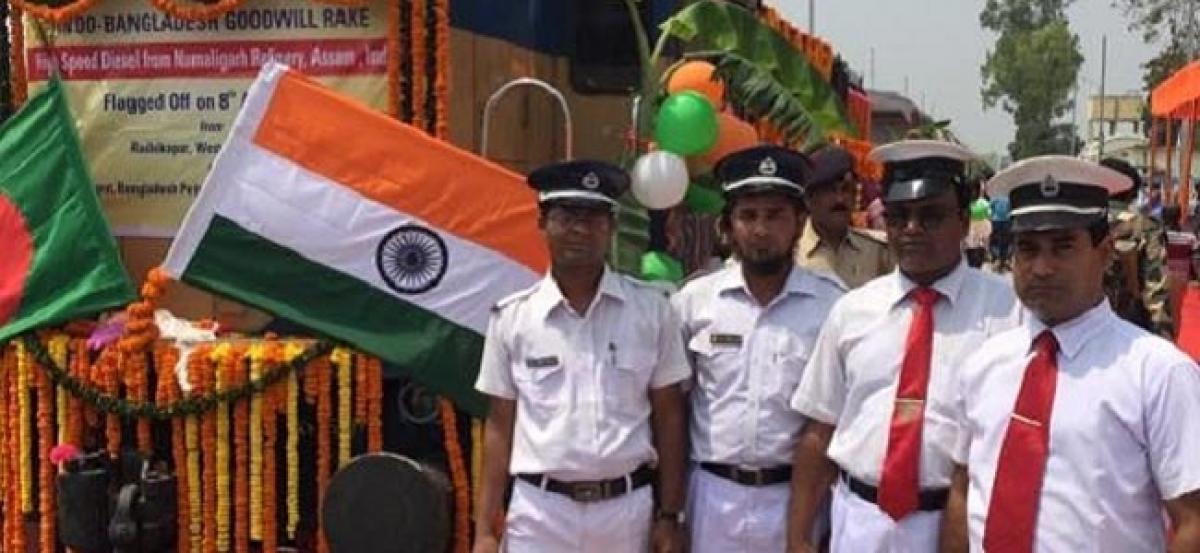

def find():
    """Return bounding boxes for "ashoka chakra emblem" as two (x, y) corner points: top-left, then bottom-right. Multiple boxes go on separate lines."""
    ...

(376, 225), (448, 294)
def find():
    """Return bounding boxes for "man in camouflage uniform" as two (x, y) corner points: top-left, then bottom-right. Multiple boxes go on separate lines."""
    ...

(1100, 158), (1173, 338)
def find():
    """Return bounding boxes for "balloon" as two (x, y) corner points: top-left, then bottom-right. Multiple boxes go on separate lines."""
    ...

(666, 60), (725, 107)
(697, 112), (760, 167)
(641, 251), (684, 283)
(631, 151), (690, 210)
(684, 183), (725, 215)
(970, 198), (991, 220)
(654, 91), (719, 156)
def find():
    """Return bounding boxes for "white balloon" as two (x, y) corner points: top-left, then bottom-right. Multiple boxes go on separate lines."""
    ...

(631, 151), (689, 210)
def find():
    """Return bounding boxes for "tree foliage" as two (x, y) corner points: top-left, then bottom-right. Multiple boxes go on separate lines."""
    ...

(980, 1), (1083, 159)
(1114, 0), (1197, 90)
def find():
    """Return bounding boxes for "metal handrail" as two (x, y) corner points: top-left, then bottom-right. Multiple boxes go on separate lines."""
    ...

(479, 78), (573, 161)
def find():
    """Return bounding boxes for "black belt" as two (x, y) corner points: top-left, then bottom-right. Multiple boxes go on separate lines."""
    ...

(700, 462), (792, 486)
(841, 471), (948, 512)
(515, 465), (654, 503)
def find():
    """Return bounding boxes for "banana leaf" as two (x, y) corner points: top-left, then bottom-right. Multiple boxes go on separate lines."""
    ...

(659, 0), (857, 144)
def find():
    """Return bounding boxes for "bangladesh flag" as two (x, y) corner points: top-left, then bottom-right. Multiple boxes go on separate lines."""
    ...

(0, 79), (135, 343)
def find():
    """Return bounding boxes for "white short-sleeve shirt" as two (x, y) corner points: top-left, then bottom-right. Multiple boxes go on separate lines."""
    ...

(672, 262), (844, 467)
(953, 301), (1200, 552)
(474, 267), (691, 481)
(790, 261), (1020, 488)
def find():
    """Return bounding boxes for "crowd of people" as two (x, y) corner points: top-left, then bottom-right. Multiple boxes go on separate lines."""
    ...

(467, 140), (1200, 553)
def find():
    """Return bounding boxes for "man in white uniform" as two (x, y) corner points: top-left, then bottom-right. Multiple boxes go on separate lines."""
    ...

(472, 160), (690, 553)
(940, 156), (1200, 553)
(786, 140), (1021, 553)
(673, 145), (844, 552)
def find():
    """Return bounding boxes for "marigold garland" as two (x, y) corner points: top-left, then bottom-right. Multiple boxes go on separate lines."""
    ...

(71, 339), (91, 446)
(439, 398), (470, 553)
(148, 0), (242, 22)
(0, 346), (11, 504)
(335, 349), (352, 468)
(366, 357), (382, 452)
(124, 349), (153, 455)
(410, 0), (427, 132)
(284, 343), (303, 540)
(315, 354), (334, 553)
(386, 0), (402, 118)
(50, 336), (69, 447)
(196, 345), (217, 553)
(261, 341), (282, 553)
(17, 340), (32, 514)
(8, 342), (24, 553)
(248, 344), (264, 542)
(433, 0), (450, 140)
(91, 347), (121, 458)
(212, 344), (232, 553)
(159, 344), (190, 553)
(9, 4), (26, 109)
(232, 346), (251, 553)
(34, 351), (55, 553)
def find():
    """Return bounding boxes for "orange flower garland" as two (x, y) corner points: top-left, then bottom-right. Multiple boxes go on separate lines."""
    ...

(366, 357), (383, 452)
(439, 398), (470, 553)
(9, 4), (27, 109)
(125, 349), (153, 455)
(89, 348), (122, 458)
(433, 0), (450, 140)
(261, 341), (282, 553)
(34, 349), (56, 553)
(315, 355), (333, 553)
(232, 346), (251, 553)
(247, 344), (264, 543)
(157, 344), (190, 553)
(410, 0), (427, 131)
(197, 347), (217, 553)
(386, 0), (402, 118)
(0, 346), (10, 502)
(9, 0), (97, 24)
(8, 342), (24, 553)
(149, 0), (243, 23)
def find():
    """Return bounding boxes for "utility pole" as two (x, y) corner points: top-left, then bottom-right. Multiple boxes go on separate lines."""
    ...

(869, 47), (876, 88)
(808, 0), (815, 34)
(1098, 35), (1107, 159)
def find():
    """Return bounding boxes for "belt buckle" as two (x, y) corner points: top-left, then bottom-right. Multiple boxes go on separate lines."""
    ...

(571, 482), (605, 503)
(735, 466), (763, 486)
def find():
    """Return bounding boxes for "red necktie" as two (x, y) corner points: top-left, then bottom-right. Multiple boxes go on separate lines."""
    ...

(983, 330), (1060, 553)
(877, 286), (939, 520)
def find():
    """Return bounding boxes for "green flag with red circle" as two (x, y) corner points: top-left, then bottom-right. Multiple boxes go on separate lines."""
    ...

(0, 78), (134, 343)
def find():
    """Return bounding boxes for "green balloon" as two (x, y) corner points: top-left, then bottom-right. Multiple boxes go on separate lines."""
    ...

(970, 198), (990, 220)
(641, 251), (684, 283)
(654, 91), (719, 156)
(684, 183), (725, 214)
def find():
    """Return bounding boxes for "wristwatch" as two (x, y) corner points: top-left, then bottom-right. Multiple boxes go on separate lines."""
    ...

(655, 509), (686, 525)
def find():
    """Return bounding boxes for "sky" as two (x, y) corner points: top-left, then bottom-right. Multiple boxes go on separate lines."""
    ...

(767, 0), (1162, 157)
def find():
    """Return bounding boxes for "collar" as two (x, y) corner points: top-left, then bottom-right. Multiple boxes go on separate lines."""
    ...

(891, 258), (968, 308)
(529, 266), (626, 319)
(799, 219), (859, 258)
(716, 261), (817, 301)
(1027, 299), (1113, 360)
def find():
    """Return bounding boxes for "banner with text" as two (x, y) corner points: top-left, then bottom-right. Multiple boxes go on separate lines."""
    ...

(24, 0), (391, 236)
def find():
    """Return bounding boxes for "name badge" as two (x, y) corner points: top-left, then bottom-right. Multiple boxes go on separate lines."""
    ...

(525, 356), (560, 369)
(709, 333), (743, 347)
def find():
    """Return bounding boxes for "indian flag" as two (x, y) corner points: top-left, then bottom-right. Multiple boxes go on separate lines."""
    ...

(163, 63), (547, 414)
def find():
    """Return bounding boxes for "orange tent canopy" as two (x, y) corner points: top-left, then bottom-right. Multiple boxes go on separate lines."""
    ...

(1152, 60), (1200, 119)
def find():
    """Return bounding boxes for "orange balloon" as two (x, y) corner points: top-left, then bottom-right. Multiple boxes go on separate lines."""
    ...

(667, 61), (725, 107)
(697, 112), (760, 167)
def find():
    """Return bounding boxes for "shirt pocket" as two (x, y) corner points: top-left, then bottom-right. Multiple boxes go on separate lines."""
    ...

(513, 355), (567, 413)
(769, 338), (809, 404)
(606, 344), (655, 416)
(687, 331), (742, 398)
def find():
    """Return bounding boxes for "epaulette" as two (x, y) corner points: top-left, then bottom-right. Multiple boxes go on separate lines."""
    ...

(491, 286), (537, 313)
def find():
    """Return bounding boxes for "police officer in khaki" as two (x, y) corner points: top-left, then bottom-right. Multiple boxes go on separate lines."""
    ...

(795, 144), (893, 290)
(472, 160), (690, 553)
(674, 145), (844, 552)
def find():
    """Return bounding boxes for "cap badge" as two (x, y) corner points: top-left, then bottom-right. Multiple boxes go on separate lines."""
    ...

(581, 171), (601, 190)
(1040, 174), (1060, 198)
(758, 156), (778, 177)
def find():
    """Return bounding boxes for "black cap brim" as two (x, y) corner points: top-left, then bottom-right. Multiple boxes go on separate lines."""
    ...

(883, 178), (954, 203)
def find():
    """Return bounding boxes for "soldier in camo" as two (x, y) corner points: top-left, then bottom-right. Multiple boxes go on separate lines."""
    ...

(1100, 158), (1173, 338)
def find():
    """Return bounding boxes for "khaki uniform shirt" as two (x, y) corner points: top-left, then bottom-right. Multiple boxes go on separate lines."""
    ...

(796, 219), (894, 290)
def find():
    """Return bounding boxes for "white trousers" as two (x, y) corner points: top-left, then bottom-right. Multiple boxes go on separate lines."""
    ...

(829, 480), (941, 553)
(687, 467), (790, 552)
(503, 478), (652, 553)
